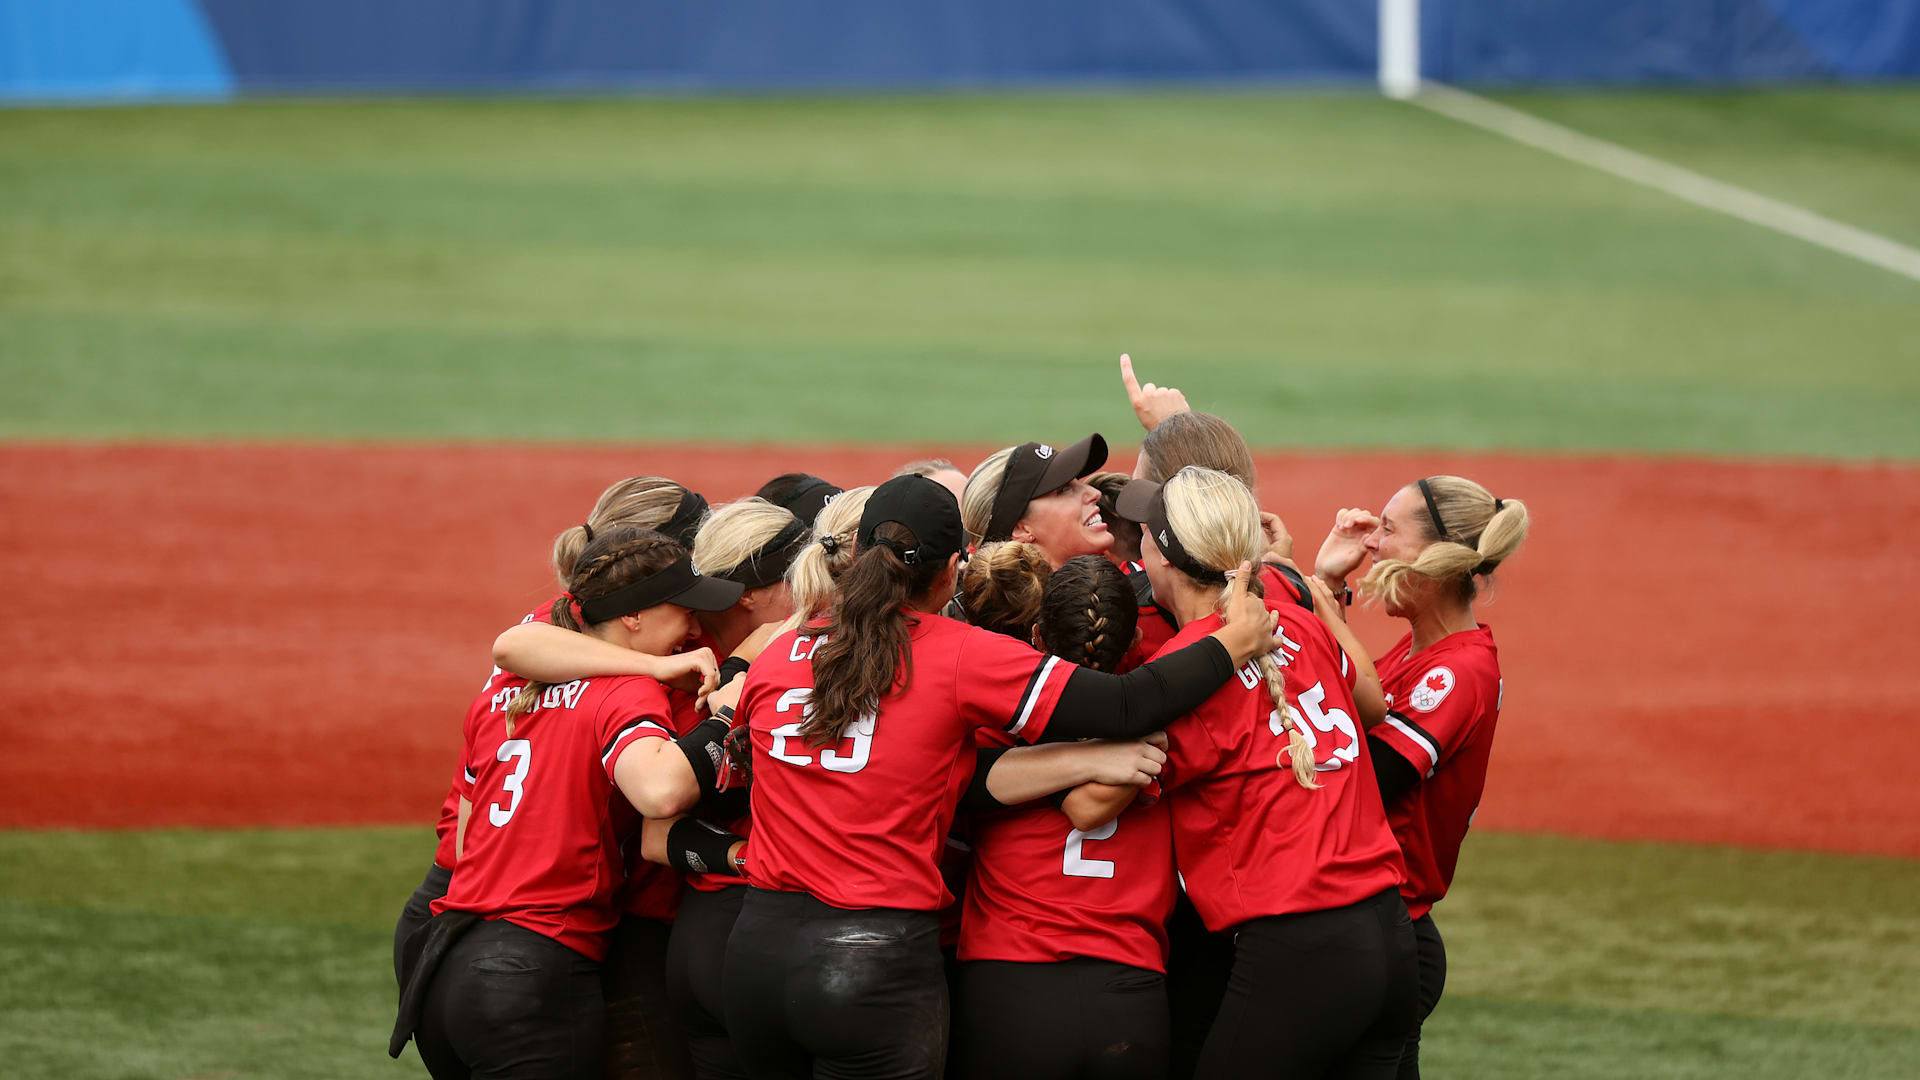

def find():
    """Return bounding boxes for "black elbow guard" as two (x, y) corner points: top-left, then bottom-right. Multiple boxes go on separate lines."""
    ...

(667, 817), (745, 876)
(675, 716), (731, 798)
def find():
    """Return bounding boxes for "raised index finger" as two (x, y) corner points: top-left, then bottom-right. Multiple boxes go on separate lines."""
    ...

(1120, 353), (1143, 403)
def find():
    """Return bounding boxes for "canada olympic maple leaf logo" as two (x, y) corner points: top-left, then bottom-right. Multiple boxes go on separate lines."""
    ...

(1408, 666), (1454, 712)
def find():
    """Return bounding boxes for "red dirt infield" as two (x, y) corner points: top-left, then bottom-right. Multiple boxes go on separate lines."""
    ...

(2, 443), (1915, 857)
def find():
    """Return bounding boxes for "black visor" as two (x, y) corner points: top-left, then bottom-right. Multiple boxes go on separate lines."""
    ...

(982, 433), (1109, 543)
(1114, 478), (1228, 586)
(720, 516), (810, 590)
(776, 475), (843, 524)
(859, 474), (964, 566)
(578, 554), (743, 622)
(659, 489), (710, 550)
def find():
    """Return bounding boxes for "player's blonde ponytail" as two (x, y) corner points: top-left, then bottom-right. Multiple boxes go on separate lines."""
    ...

(551, 477), (690, 588)
(1162, 468), (1318, 789)
(1359, 476), (1530, 610)
(779, 485), (874, 634)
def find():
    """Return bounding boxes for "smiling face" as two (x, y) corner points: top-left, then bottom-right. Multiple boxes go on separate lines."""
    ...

(1364, 485), (1442, 617)
(1013, 479), (1113, 565)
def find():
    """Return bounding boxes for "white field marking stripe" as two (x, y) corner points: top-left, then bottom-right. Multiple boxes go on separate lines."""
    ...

(1382, 715), (1440, 777)
(1009, 655), (1062, 737)
(1412, 84), (1920, 284)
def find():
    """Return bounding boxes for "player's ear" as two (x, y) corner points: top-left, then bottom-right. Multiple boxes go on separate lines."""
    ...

(1009, 520), (1036, 544)
(1131, 625), (1144, 649)
(1031, 623), (1045, 651)
(618, 612), (646, 633)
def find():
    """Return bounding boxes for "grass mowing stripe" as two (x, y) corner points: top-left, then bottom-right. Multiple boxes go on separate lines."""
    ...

(5, 311), (1917, 457)
(0, 901), (416, 1080)
(3, 91), (1916, 456)
(1425, 996), (1920, 1080)
(3, 826), (1916, 1080)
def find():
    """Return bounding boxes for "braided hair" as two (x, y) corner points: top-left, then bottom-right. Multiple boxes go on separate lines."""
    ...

(504, 526), (684, 734)
(1036, 555), (1138, 674)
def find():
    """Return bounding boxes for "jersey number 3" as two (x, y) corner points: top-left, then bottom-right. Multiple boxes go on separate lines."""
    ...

(767, 688), (876, 774)
(488, 739), (532, 827)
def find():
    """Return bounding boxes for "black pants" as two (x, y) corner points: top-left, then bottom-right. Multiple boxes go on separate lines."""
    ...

(604, 914), (697, 1080)
(951, 957), (1168, 1080)
(415, 919), (605, 1080)
(1165, 890), (1235, 1080)
(395, 861), (454, 988)
(723, 888), (947, 1080)
(1395, 914), (1447, 1080)
(667, 885), (749, 1079)
(1196, 887), (1418, 1080)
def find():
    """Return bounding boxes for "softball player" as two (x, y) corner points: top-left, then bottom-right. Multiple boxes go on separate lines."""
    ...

(721, 474), (1287, 1080)
(953, 553), (1178, 1080)
(393, 477), (714, 986)
(1313, 476), (1529, 1078)
(397, 527), (744, 1080)
(959, 434), (1114, 564)
(1115, 468), (1415, 1079)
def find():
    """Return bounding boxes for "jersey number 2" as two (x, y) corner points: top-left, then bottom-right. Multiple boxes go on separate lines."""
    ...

(768, 688), (875, 773)
(1063, 819), (1118, 879)
(489, 739), (532, 827)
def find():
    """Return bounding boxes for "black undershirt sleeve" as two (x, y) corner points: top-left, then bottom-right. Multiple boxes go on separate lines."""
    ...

(960, 747), (1015, 813)
(1036, 637), (1235, 743)
(1369, 733), (1421, 805)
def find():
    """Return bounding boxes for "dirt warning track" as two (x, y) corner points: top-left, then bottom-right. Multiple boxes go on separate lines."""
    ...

(2, 443), (1914, 857)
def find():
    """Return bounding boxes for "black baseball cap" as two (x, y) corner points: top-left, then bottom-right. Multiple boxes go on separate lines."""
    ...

(578, 553), (744, 622)
(982, 433), (1109, 542)
(773, 474), (843, 523)
(859, 474), (965, 566)
(1113, 476), (1229, 586)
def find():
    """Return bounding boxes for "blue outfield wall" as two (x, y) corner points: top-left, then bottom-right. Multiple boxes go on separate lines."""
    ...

(1, 0), (1916, 102)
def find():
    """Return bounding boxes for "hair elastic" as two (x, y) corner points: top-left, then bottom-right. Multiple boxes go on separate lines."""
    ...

(1494, 498), (1505, 513)
(819, 534), (840, 554)
(565, 592), (587, 626)
(581, 522), (595, 542)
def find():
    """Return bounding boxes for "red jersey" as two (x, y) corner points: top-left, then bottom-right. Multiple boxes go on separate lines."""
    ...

(433, 596), (559, 870)
(1159, 600), (1404, 932)
(433, 670), (676, 960)
(962, 724), (1175, 972)
(1372, 625), (1503, 920)
(740, 614), (1076, 911)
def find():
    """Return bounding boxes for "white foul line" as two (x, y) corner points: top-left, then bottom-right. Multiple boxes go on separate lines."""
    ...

(1410, 84), (1920, 284)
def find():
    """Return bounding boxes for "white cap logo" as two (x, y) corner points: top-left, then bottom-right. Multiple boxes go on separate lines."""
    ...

(1035, 444), (1055, 460)
(1158, 529), (1170, 546)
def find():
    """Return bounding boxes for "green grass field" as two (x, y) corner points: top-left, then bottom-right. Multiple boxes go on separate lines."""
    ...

(4, 86), (1918, 1079)
(3, 828), (1916, 1079)
(3, 89), (1916, 456)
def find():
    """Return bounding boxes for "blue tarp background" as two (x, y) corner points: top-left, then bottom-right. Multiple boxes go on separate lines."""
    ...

(2, 1), (1916, 101)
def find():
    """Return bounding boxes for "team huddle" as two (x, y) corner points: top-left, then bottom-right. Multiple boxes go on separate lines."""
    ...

(388, 363), (1531, 1080)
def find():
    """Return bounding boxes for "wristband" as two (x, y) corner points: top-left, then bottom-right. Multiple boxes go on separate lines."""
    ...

(718, 656), (752, 687)
(674, 716), (731, 798)
(666, 817), (745, 876)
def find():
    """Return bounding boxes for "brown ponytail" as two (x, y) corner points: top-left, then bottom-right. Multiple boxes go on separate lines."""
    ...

(801, 521), (947, 747)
